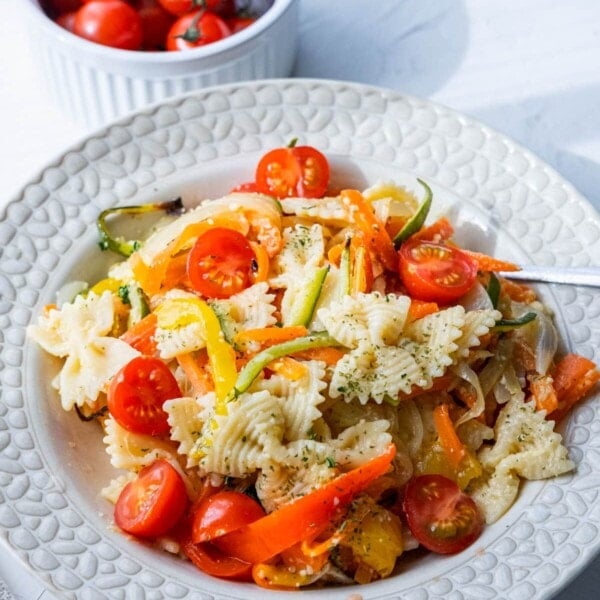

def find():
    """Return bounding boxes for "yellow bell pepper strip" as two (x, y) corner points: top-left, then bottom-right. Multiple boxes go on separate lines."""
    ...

(340, 189), (398, 273)
(213, 443), (396, 565)
(392, 179), (433, 248)
(97, 198), (183, 257)
(252, 562), (324, 590)
(228, 331), (339, 400)
(285, 265), (330, 327)
(155, 297), (237, 412)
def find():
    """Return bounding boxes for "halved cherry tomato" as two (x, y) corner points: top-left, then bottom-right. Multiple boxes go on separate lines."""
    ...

(73, 0), (143, 50)
(158, 0), (235, 17)
(192, 491), (265, 543)
(107, 355), (182, 436)
(255, 145), (330, 198)
(181, 538), (252, 580)
(166, 10), (231, 51)
(114, 459), (188, 537)
(186, 227), (257, 299)
(402, 474), (483, 555)
(398, 238), (477, 303)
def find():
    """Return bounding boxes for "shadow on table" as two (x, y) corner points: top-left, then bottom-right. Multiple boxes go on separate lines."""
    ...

(471, 84), (600, 212)
(293, 0), (469, 97)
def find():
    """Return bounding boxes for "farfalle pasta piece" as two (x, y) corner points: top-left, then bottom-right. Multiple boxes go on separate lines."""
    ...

(211, 282), (277, 342)
(258, 360), (328, 442)
(27, 291), (140, 410)
(193, 390), (286, 478)
(330, 342), (425, 404)
(331, 419), (392, 469)
(164, 395), (212, 468)
(452, 309), (502, 359)
(318, 292), (410, 348)
(256, 442), (338, 512)
(469, 397), (574, 523)
(103, 415), (178, 472)
(270, 224), (325, 288)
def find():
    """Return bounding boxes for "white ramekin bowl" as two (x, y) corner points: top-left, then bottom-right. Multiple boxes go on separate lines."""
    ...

(22, 0), (299, 128)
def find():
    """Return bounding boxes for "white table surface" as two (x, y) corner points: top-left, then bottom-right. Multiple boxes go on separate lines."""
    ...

(1, 0), (600, 598)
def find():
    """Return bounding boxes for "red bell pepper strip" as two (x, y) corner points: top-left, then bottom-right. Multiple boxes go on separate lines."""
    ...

(214, 443), (396, 564)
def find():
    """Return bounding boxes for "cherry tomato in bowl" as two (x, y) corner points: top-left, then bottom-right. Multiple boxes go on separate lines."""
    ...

(107, 355), (182, 436)
(402, 474), (483, 555)
(73, 0), (143, 50)
(157, 0), (235, 17)
(114, 459), (188, 537)
(255, 143), (330, 198)
(166, 10), (231, 51)
(186, 227), (257, 299)
(398, 238), (477, 303)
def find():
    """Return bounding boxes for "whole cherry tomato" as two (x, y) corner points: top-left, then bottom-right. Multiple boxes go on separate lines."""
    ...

(158, 0), (235, 17)
(107, 355), (182, 435)
(192, 491), (265, 543)
(166, 9), (231, 51)
(186, 227), (257, 299)
(255, 143), (330, 198)
(73, 0), (143, 50)
(56, 10), (78, 31)
(398, 238), (477, 303)
(227, 15), (257, 33)
(134, 0), (175, 50)
(402, 474), (483, 554)
(114, 459), (188, 538)
(45, 0), (83, 18)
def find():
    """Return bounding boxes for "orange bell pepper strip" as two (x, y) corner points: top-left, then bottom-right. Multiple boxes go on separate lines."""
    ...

(213, 443), (396, 564)
(249, 241), (270, 283)
(549, 354), (600, 422)
(340, 189), (398, 273)
(407, 299), (439, 321)
(413, 216), (455, 242)
(433, 403), (466, 469)
(234, 325), (308, 348)
(120, 312), (158, 356)
(460, 249), (520, 273)
(176, 350), (214, 396)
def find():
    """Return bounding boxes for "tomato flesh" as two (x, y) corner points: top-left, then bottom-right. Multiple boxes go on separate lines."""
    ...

(402, 474), (483, 554)
(115, 459), (188, 538)
(74, 0), (143, 50)
(187, 227), (257, 299)
(192, 491), (265, 543)
(107, 355), (182, 436)
(255, 146), (330, 198)
(398, 239), (477, 303)
(166, 10), (231, 51)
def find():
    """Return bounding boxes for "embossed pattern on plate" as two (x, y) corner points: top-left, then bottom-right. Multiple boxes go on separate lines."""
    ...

(0, 79), (599, 599)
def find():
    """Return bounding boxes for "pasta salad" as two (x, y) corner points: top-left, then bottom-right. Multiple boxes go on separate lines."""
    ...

(28, 142), (600, 589)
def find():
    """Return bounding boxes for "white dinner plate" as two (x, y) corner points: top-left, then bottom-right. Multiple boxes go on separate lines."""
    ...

(1, 79), (599, 599)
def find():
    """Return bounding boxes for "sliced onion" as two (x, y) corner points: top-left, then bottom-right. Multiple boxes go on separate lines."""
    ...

(55, 280), (88, 307)
(512, 301), (558, 375)
(458, 281), (494, 311)
(452, 361), (485, 426)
